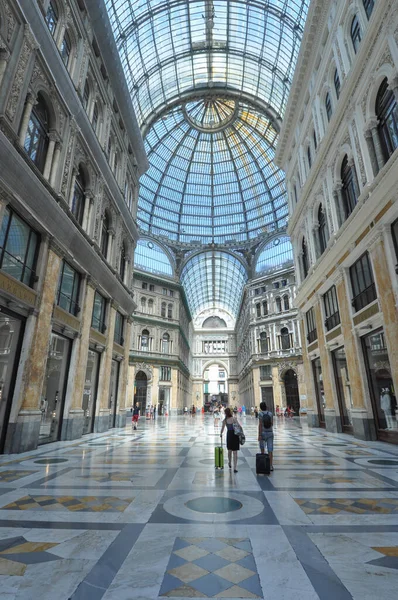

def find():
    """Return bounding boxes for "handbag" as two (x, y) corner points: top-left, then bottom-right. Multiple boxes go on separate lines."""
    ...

(233, 420), (245, 445)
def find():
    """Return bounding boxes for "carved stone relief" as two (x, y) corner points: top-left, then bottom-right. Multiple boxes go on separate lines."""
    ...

(350, 118), (367, 186)
(6, 29), (36, 121)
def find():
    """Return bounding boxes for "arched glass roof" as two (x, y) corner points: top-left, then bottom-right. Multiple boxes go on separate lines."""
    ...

(134, 239), (174, 275)
(255, 235), (293, 274)
(181, 251), (247, 318)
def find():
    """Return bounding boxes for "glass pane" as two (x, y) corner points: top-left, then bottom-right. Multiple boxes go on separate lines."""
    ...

(332, 347), (353, 429)
(82, 349), (100, 435)
(0, 312), (23, 448)
(312, 357), (325, 425)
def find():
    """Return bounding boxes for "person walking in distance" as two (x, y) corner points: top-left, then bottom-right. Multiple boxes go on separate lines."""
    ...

(132, 403), (140, 430)
(258, 401), (274, 471)
(220, 407), (241, 473)
(213, 406), (220, 430)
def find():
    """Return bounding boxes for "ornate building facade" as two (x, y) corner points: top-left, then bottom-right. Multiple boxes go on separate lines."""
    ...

(276, 0), (398, 444)
(0, 0), (146, 452)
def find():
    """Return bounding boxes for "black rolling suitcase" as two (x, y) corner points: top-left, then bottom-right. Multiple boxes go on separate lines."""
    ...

(256, 453), (270, 475)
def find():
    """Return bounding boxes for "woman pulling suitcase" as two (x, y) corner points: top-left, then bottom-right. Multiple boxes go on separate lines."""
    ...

(220, 407), (242, 473)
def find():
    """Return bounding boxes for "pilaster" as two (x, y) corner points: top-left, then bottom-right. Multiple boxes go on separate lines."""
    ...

(94, 301), (117, 432)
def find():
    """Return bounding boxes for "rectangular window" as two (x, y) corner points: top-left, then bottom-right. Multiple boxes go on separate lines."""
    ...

(254, 288), (260, 296)
(141, 282), (147, 290)
(261, 286), (266, 293)
(57, 261), (80, 316)
(218, 371), (225, 378)
(0, 207), (39, 287)
(114, 311), (124, 345)
(160, 366), (171, 381)
(91, 291), (107, 333)
(323, 285), (340, 331)
(169, 290), (174, 297)
(273, 281), (280, 289)
(306, 307), (317, 343)
(281, 279), (287, 287)
(149, 284), (155, 291)
(163, 288), (168, 295)
(350, 252), (377, 312)
(260, 365), (272, 380)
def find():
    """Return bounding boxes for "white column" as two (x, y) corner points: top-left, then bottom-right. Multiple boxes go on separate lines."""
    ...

(82, 190), (93, 232)
(368, 118), (385, 172)
(364, 127), (379, 177)
(49, 141), (62, 188)
(43, 132), (57, 180)
(107, 229), (115, 264)
(19, 93), (36, 145)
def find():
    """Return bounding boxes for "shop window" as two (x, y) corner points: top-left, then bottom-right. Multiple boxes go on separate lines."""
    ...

(256, 303), (261, 318)
(161, 302), (166, 318)
(160, 366), (171, 381)
(71, 167), (86, 226)
(140, 329), (150, 351)
(323, 285), (340, 331)
(302, 237), (309, 279)
(325, 92), (332, 122)
(376, 78), (398, 162)
(276, 297), (282, 312)
(350, 15), (362, 54)
(45, 1), (58, 36)
(363, 0), (374, 19)
(24, 93), (49, 173)
(350, 252), (377, 312)
(167, 303), (173, 319)
(280, 327), (291, 350)
(262, 300), (268, 315)
(318, 203), (328, 255)
(306, 307), (317, 343)
(259, 332), (268, 354)
(283, 295), (289, 311)
(162, 333), (170, 353)
(57, 260), (80, 315)
(91, 291), (107, 333)
(341, 155), (359, 219)
(101, 211), (110, 258)
(334, 68), (341, 99)
(60, 31), (71, 67)
(114, 311), (124, 345)
(0, 207), (39, 287)
(260, 365), (272, 380)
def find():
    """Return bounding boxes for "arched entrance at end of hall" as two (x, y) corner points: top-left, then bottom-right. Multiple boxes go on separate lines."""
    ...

(203, 362), (228, 410)
(283, 369), (300, 415)
(134, 370), (148, 415)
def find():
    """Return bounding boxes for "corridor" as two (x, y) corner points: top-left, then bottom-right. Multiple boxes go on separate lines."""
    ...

(0, 415), (398, 599)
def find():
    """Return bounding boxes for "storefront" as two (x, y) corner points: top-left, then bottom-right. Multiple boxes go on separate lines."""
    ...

(0, 307), (25, 453)
(362, 328), (398, 444)
(82, 348), (101, 435)
(109, 359), (120, 428)
(159, 386), (170, 416)
(331, 346), (353, 433)
(312, 357), (325, 427)
(39, 332), (72, 445)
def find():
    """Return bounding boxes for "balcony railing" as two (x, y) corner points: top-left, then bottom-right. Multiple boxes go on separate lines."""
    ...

(351, 283), (377, 312)
(325, 311), (340, 331)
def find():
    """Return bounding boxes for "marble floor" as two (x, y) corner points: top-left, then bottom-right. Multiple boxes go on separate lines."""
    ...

(0, 416), (398, 599)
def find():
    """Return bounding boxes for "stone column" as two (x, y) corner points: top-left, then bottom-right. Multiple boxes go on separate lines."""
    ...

(0, 48), (10, 87)
(7, 242), (62, 452)
(335, 272), (374, 440)
(364, 127), (379, 177)
(94, 301), (117, 432)
(368, 118), (385, 172)
(314, 299), (340, 432)
(18, 93), (36, 145)
(49, 141), (62, 188)
(312, 223), (321, 260)
(60, 278), (96, 440)
(107, 229), (115, 265)
(82, 190), (93, 232)
(333, 183), (346, 226)
(43, 131), (57, 180)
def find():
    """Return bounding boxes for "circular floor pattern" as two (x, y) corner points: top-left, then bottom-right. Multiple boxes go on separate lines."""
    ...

(163, 491), (264, 522)
(367, 459), (398, 465)
(185, 497), (242, 513)
(34, 458), (68, 464)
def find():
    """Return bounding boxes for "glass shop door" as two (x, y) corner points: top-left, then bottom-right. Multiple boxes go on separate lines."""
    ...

(312, 357), (326, 427)
(82, 348), (101, 435)
(331, 346), (353, 433)
(109, 359), (120, 428)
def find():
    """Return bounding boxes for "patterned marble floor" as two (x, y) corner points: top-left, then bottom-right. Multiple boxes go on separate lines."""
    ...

(0, 416), (398, 599)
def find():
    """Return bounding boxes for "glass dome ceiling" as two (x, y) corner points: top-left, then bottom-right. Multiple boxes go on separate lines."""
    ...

(105, 0), (309, 246)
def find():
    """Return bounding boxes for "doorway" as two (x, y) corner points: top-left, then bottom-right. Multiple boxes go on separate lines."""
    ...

(261, 387), (275, 414)
(283, 369), (300, 414)
(312, 357), (326, 427)
(0, 307), (25, 453)
(82, 348), (101, 435)
(331, 346), (353, 433)
(134, 370), (148, 415)
(109, 359), (120, 428)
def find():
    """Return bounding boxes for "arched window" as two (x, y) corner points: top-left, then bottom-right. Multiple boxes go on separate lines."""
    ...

(276, 297), (282, 312)
(294, 184), (298, 204)
(60, 31), (71, 67)
(376, 78), (398, 162)
(307, 145), (312, 169)
(262, 300), (268, 316)
(341, 155), (359, 219)
(283, 295), (290, 311)
(167, 303), (173, 319)
(260, 332), (268, 354)
(24, 93), (49, 173)
(334, 68), (341, 99)
(256, 303), (261, 317)
(140, 329), (149, 350)
(83, 80), (90, 111)
(119, 241), (127, 281)
(318, 203), (328, 254)
(71, 167), (86, 225)
(162, 332), (170, 353)
(325, 92), (332, 122)
(302, 237), (309, 279)
(281, 327), (291, 350)
(45, 1), (58, 36)
(148, 299), (154, 314)
(350, 16), (362, 54)
(140, 297), (146, 312)
(101, 212), (110, 257)
(363, 0), (374, 20)
(313, 130), (317, 151)
(161, 302), (166, 318)
(92, 102), (99, 134)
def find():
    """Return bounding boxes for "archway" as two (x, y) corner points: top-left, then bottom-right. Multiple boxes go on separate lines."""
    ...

(134, 370), (147, 415)
(203, 363), (228, 410)
(283, 369), (300, 414)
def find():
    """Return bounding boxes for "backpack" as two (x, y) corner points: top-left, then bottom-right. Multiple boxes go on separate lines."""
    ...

(262, 412), (272, 429)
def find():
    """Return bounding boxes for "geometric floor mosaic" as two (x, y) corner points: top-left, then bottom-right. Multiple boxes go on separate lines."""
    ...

(159, 537), (262, 598)
(295, 498), (398, 514)
(0, 470), (37, 482)
(0, 536), (60, 576)
(2, 494), (132, 512)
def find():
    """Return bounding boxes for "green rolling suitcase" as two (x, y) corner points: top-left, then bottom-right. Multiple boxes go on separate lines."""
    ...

(215, 446), (224, 469)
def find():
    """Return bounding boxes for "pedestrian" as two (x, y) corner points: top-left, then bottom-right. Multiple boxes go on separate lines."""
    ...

(220, 407), (242, 473)
(150, 405), (154, 419)
(213, 407), (220, 430)
(258, 401), (274, 471)
(132, 402), (140, 430)
(153, 404), (157, 419)
(254, 406), (258, 419)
